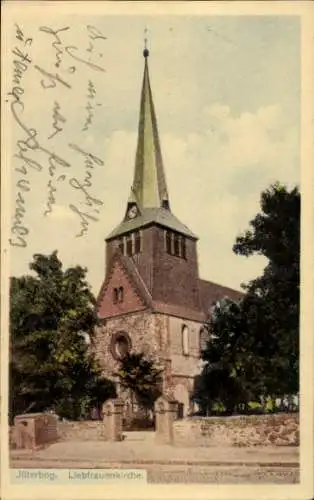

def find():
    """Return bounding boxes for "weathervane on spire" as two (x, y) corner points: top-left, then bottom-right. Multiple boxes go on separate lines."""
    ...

(143, 26), (149, 58)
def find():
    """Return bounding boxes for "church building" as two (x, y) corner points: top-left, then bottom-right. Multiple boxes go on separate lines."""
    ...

(94, 46), (241, 415)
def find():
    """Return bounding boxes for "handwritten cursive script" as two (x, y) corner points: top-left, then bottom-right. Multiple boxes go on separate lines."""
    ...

(8, 24), (33, 247)
(39, 25), (75, 73)
(82, 80), (101, 132)
(9, 22), (106, 248)
(48, 101), (66, 139)
(68, 143), (104, 236)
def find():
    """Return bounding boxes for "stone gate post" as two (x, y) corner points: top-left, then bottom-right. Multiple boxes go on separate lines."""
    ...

(154, 395), (178, 445)
(13, 413), (58, 449)
(102, 398), (124, 441)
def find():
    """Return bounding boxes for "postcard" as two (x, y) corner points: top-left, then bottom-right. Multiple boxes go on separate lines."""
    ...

(1, 1), (314, 499)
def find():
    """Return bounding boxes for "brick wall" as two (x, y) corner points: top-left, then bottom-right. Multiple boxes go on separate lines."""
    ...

(152, 228), (202, 312)
(97, 260), (147, 319)
(173, 413), (299, 447)
(106, 225), (202, 312)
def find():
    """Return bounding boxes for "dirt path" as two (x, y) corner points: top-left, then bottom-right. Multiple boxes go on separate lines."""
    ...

(9, 433), (299, 484)
(10, 433), (299, 466)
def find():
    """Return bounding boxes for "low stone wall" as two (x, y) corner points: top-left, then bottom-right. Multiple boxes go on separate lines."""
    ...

(173, 413), (299, 447)
(58, 421), (105, 441)
(10, 421), (103, 446)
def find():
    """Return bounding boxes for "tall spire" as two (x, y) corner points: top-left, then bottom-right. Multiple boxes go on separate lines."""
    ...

(107, 41), (197, 241)
(128, 42), (170, 211)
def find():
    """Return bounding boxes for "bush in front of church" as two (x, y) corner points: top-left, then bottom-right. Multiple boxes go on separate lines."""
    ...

(115, 352), (163, 414)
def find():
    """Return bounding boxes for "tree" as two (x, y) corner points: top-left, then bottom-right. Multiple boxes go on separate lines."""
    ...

(115, 353), (163, 412)
(194, 298), (255, 414)
(234, 183), (300, 397)
(10, 251), (115, 421)
(197, 183), (300, 412)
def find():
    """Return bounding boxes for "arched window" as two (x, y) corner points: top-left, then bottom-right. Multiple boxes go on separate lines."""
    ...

(115, 335), (129, 358)
(126, 234), (132, 256)
(174, 233), (180, 256)
(113, 287), (124, 303)
(134, 231), (141, 254)
(113, 288), (119, 303)
(118, 238), (124, 254)
(166, 230), (172, 254)
(118, 287), (124, 302)
(199, 327), (208, 353)
(178, 236), (183, 257)
(111, 332), (131, 360)
(181, 237), (186, 259)
(182, 325), (189, 356)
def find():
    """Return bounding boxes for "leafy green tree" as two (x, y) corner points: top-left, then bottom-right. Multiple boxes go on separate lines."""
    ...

(10, 251), (115, 421)
(115, 353), (163, 412)
(196, 183), (300, 413)
(194, 298), (254, 414)
(234, 183), (300, 397)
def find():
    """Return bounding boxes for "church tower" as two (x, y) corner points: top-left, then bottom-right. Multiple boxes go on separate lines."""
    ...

(94, 45), (241, 414)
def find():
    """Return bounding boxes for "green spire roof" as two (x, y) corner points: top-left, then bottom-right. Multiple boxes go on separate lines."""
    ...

(129, 51), (169, 209)
(106, 47), (197, 241)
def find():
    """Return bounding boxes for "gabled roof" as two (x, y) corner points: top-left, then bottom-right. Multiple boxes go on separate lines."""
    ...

(199, 279), (243, 316)
(119, 253), (153, 307)
(152, 301), (205, 323)
(96, 249), (206, 322)
(106, 207), (197, 240)
(97, 248), (243, 322)
(96, 251), (153, 315)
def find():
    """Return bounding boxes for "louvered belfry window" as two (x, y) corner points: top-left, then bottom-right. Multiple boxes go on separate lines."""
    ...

(181, 237), (186, 259)
(134, 231), (141, 254)
(126, 234), (132, 256)
(166, 230), (172, 254)
(118, 238), (124, 254)
(174, 233), (180, 256)
(165, 230), (186, 259)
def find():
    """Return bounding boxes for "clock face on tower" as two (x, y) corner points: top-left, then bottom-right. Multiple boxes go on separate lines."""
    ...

(127, 205), (138, 219)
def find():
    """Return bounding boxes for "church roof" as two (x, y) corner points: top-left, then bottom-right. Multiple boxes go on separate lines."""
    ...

(129, 48), (169, 210)
(106, 207), (197, 240)
(199, 279), (243, 316)
(152, 300), (205, 323)
(119, 253), (153, 307)
(107, 47), (196, 241)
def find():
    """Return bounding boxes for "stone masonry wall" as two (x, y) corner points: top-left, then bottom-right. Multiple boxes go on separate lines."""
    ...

(93, 311), (204, 412)
(94, 311), (169, 381)
(173, 413), (299, 447)
(169, 316), (203, 413)
(10, 421), (105, 446)
(58, 421), (104, 441)
(169, 316), (201, 378)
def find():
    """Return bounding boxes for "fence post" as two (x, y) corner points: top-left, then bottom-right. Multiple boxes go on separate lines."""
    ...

(154, 395), (178, 445)
(102, 399), (124, 441)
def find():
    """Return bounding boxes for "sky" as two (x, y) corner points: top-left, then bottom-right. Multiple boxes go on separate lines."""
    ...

(6, 13), (300, 294)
